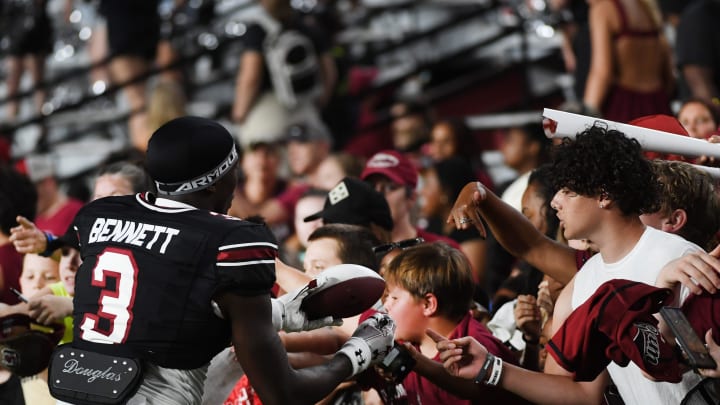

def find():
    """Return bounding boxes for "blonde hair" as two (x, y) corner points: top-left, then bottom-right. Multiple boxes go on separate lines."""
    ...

(384, 243), (474, 321)
(147, 81), (186, 134)
(652, 160), (720, 250)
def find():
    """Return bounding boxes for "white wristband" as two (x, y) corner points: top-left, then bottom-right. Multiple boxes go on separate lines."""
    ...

(337, 337), (372, 377)
(486, 355), (503, 386)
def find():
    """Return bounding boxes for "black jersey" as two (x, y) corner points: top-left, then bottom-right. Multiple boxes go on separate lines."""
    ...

(66, 193), (277, 369)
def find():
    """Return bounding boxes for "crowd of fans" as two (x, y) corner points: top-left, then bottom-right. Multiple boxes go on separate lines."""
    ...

(2, 0), (720, 404)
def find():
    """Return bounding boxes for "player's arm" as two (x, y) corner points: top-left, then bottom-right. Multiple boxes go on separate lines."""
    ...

(217, 292), (353, 404)
(449, 182), (577, 284)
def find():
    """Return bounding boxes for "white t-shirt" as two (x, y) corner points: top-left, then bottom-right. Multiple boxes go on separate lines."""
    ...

(500, 171), (531, 212)
(487, 299), (526, 351)
(571, 226), (703, 405)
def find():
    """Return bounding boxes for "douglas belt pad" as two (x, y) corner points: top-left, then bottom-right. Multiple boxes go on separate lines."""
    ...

(48, 344), (143, 405)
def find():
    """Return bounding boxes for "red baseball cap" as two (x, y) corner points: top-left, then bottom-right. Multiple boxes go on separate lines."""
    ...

(360, 150), (418, 189)
(629, 114), (689, 136)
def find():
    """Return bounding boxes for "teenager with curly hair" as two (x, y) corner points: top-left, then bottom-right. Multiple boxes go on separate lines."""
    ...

(436, 125), (707, 404)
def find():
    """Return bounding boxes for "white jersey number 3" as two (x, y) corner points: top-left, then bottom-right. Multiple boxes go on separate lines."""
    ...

(80, 248), (139, 344)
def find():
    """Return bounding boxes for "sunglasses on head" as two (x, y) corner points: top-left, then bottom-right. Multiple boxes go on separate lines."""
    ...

(372, 237), (425, 255)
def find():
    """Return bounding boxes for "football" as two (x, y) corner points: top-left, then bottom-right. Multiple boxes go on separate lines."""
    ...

(301, 264), (385, 320)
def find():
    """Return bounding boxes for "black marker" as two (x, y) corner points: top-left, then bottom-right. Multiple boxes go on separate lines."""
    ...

(10, 287), (28, 303)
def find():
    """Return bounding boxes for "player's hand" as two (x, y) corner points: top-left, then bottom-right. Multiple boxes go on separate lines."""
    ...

(428, 328), (487, 380)
(28, 295), (73, 325)
(271, 281), (343, 333)
(655, 246), (720, 298)
(9, 216), (48, 254)
(338, 313), (395, 376)
(699, 329), (720, 378)
(447, 182), (487, 238)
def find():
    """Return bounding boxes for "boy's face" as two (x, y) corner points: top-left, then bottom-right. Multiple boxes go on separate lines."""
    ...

(59, 248), (81, 296)
(303, 237), (342, 278)
(551, 188), (601, 241)
(383, 282), (427, 342)
(20, 255), (59, 297)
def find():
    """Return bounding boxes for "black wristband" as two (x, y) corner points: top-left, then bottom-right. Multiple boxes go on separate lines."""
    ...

(522, 334), (540, 345)
(474, 353), (495, 384)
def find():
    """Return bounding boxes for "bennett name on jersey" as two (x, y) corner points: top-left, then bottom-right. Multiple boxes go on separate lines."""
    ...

(87, 217), (180, 254)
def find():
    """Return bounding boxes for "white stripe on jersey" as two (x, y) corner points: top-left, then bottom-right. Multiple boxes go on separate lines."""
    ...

(136, 194), (197, 213)
(217, 260), (276, 267)
(219, 242), (279, 250)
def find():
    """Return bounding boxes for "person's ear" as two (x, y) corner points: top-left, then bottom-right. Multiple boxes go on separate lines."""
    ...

(662, 209), (687, 234)
(423, 293), (438, 317)
(598, 193), (612, 209)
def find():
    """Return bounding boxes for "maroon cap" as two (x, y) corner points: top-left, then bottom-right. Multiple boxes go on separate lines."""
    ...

(360, 150), (418, 189)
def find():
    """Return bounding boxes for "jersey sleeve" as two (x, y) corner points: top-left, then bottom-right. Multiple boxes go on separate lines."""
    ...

(242, 23), (266, 52)
(215, 223), (278, 296)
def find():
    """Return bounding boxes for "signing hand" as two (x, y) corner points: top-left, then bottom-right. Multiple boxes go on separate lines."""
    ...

(28, 295), (73, 325)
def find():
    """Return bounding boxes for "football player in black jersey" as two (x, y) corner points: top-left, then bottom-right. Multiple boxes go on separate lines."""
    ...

(43, 117), (395, 404)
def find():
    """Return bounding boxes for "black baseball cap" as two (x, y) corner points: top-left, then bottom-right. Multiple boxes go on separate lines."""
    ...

(285, 122), (332, 144)
(304, 177), (393, 231)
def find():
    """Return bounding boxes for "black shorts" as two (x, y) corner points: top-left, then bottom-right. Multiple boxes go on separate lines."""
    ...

(101, 1), (160, 60)
(6, 15), (52, 57)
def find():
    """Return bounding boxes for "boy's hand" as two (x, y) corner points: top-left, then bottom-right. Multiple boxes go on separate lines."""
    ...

(28, 295), (73, 325)
(428, 328), (487, 380)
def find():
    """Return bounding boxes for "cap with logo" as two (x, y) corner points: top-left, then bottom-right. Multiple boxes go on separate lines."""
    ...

(285, 122), (332, 145)
(360, 150), (418, 189)
(303, 177), (393, 231)
(146, 116), (239, 196)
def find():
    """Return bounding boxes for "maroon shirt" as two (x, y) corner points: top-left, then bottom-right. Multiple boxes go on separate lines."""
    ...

(36, 198), (84, 236)
(403, 313), (526, 405)
(0, 244), (23, 305)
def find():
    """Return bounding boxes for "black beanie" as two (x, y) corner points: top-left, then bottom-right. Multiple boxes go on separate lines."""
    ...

(146, 116), (238, 195)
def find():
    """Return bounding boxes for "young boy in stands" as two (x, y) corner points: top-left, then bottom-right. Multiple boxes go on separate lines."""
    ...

(383, 243), (528, 404)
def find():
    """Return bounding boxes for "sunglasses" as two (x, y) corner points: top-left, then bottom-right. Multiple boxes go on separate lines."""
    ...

(372, 237), (425, 255)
